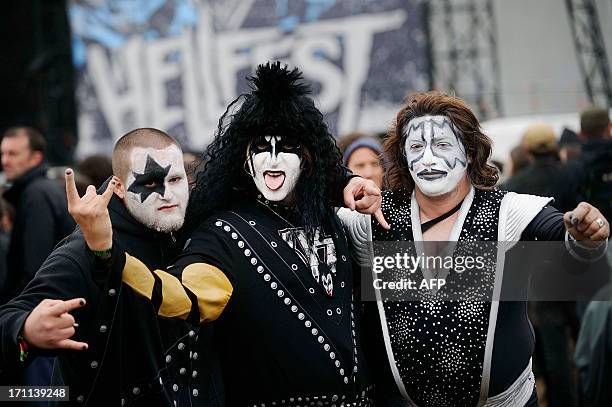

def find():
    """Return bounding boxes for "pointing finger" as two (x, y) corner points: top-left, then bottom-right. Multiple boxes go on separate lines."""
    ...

(374, 209), (390, 230)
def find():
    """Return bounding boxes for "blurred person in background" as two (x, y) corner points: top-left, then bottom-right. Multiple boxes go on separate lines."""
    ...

(569, 107), (612, 305)
(502, 123), (575, 212)
(574, 279), (612, 407)
(337, 130), (369, 153)
(77, 154), (112, 188)
(342, 135), (385, 188)
(0, 126), (75, 404)
(0, 126), (74, 302)
(0, 127), (75, 302)
(505, 145), (531, 179)
(572, 107), (612, 227)
(503, 123), (582, 407)
(572, 107), (612, 407)
(558, 128), (582, 163)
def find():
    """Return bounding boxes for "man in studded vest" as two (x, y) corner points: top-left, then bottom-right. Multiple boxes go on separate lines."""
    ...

(339, 92), (610, 407)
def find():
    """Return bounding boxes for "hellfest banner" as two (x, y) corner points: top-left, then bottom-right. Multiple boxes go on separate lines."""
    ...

(69, 0), (429, 157)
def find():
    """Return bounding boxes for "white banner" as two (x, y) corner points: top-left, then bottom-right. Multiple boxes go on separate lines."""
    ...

(70, 0), (429, 157)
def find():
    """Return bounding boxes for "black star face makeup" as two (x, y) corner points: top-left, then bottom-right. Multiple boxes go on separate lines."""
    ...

(124, 145), (189, 232)
(127, 155), (171, 203)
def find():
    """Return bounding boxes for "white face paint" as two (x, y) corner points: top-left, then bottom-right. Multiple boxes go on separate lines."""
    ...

(247, 135), (302, 202)
(124, 145), (189, 232)
(404, 115), (468, 196)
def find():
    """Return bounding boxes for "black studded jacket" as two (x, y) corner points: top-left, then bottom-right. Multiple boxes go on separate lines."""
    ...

(157, 202), (373, 406)
(100, 199), (375, 406)
(0, 180), (223, 407)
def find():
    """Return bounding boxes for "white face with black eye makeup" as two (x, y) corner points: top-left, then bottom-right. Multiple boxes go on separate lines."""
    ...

(247, 135), (302, 202)
(404, 115), (468, 197)
(124, 145), (189, 232)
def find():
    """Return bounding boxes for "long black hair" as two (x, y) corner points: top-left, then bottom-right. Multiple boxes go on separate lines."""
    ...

(185, 61), (344, 239)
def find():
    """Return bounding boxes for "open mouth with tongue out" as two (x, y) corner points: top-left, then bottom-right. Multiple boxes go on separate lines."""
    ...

(264, 170), (286, 191)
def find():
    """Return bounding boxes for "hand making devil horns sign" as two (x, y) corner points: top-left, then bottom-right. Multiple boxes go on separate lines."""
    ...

(65, 168), (119, 252)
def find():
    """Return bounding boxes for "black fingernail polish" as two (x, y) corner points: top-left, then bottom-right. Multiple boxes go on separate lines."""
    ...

(79, 299), (85, 306)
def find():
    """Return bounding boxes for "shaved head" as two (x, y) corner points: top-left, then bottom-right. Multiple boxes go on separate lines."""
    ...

(112, 128), (181, 182)
(113, 128), (189, 232)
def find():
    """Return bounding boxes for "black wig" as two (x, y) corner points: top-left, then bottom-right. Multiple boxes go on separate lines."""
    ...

(185, 61), (344, 238)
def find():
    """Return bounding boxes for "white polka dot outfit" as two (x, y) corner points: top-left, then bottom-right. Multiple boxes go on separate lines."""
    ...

(372, 188), (506, 406)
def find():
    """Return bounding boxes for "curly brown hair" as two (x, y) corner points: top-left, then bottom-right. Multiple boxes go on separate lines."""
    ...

(383, 91), (499, 191)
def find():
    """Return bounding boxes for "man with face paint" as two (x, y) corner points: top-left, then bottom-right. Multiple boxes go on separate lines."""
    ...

(403, 115), (469, 199)
(247, 134), (302, 203)
(122, 144), (189, 232)
(338, 92), (610, 407)
(72, 62), (385, 406)
(0, 128), (224, 406)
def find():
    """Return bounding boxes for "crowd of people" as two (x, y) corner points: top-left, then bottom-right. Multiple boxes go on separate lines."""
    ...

(0, 62), (610, 407)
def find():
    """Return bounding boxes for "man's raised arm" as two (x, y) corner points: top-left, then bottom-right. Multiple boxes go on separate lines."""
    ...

(65, 169), (233, 324)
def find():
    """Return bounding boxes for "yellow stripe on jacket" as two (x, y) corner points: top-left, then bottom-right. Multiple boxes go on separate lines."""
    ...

(122, 253), (233, 323)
